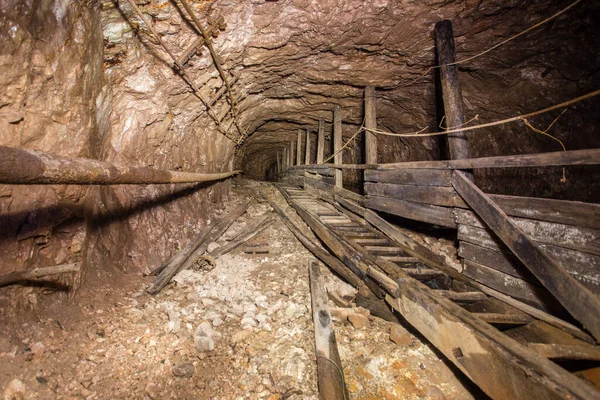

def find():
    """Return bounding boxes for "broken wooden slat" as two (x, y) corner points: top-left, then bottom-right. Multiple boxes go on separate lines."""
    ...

(365, 182), (467, 207)
(474, 313), (533, 326)
(333, 106), (343, 188)
(527, 343), (600, 361)
(210, 217), (273, 258)
(0, 263), (80, 287)
(435, 290), (487, 303)
(309, 260), (348, 400)
(148, 202), (249, 294)
(365, 195), (456, 228)
(403, 268), (445, 281)
(364, 168), (452, 186)
(453, 170), (600, 342)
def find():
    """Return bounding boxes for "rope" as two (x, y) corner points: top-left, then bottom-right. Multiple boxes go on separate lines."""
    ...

(364, 88), (600, 138)
(420, 0), (583, 76)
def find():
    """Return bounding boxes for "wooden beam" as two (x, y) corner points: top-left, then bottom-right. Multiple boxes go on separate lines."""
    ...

(380, 148), (600, 170)
(276, 151), (281, 174)
(435, 20), (469, 160)
(305, 128), (311, 165)
(297, 130), (302, 166)
(0, 263), (80, 287)
(364, 168), (452, 186)
(282, 147), (288, 171)
(333, 105), (343, 188)
(364, 86), (378, 164)
(452, 170), (600, 342)
(0, 146), (240, 185)
(289, 141), (295, 167)
(365, 195), (457, 228)
(317, 119), (325, 164)
(364, 182), (467, 207)
(309, 260), (348, 400)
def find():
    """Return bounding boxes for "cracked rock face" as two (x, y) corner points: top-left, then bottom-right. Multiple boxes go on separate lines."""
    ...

(0, 0), (598, 307)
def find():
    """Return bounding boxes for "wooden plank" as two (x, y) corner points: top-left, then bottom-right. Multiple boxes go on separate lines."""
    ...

(527, 343), (600, 361)
(403, 268), (445, 280)
(364, 182), (467, 207)
(459, 241), (538, 283)
(309, 260), (347, 400)
(490, 194), (600, 230)
(459, 226), (600, 294)
(379, 148), (600, 170)
(296, 130), (302, 166)
(317, 119), (325, 164)
(463, 261), (563, 315)
(304, 128), (311, 165)
(387, 289), (599, 399)
(474, 312), (533, 326)
(304, 172), (335, 186)
(453, 170), (600, 341)
(364, 86), (378, 164)
(364, 168), (452, 186)
(455, 209), (600, 256)
(333, 105), (343, 188)
(365, 195), (457, 228)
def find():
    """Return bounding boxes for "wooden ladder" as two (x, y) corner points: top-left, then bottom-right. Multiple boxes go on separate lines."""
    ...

(277, 184), (600, 400)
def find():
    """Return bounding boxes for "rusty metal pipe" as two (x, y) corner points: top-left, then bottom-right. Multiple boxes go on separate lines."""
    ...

(0, 146), (240, 185)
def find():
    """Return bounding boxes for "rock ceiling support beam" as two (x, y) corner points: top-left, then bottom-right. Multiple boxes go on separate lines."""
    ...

(296, 130), (303, 166)
(317, 119), (325, 164)
(0, 146), (240, 185)
(364, 86), (378, 164)
(333, 105), (343, 188)
(282, 146), (288, 170)
(305, 128), (311, 165)
(289, 141), (295, 167)
(435, 20), (469, 161)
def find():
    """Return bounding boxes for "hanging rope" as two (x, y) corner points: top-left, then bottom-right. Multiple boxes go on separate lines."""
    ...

(364, 88), (600, 138)
(418, 0), (583, 77)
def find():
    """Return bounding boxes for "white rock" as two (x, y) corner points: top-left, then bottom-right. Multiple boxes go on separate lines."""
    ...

(256, 314), (268, 324)
(194, 336), (214, 352)
(241, 317), (257, 328)
(212, 318), (223, 327)
(207, 242), (220, 253)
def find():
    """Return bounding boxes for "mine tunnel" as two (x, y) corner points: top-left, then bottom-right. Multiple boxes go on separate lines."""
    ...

(1, 0), (600, 398)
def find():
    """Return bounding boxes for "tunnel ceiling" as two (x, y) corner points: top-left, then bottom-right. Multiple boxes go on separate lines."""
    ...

(98, 0), (599, 180)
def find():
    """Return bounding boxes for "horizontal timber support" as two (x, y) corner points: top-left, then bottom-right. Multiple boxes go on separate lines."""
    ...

(0, 146), (240, 185)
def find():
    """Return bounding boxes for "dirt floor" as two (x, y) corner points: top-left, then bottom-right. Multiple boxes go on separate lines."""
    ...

(0, 181), (476, 399)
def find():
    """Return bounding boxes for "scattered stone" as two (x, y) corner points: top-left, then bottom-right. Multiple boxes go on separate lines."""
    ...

(327, 291), (351, 308)
(30, 342), (45, 356)
(390, 324), (412, 346)
(173, 362), (195, 378)
(212, 318), (223, 327)
(241, 316), (258, 328)
(194, 336), (215, 352)
(2, 378), (26, 399)
(348, 313), (370, 329)
(207, 242), (220, 253)
(330, 308), (351, 321)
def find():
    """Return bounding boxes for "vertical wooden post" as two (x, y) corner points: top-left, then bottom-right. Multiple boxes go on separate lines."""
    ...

(364, 86), (378, 164)
(435, 20), (469, 160)
(316, 119), (325, 164)
(305, 128), (311, 165)
(282, 147), (288, 170)
(333, 105), (343, 188)
(276, 151), (282, 173)
(296, 130), (303, 166)
(289, 141), (295, 167)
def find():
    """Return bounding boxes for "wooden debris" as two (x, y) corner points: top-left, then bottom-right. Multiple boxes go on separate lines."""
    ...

(0, 263), (80, 287)
(148, 202), (250, 294)
(308, 260), (347, 400)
